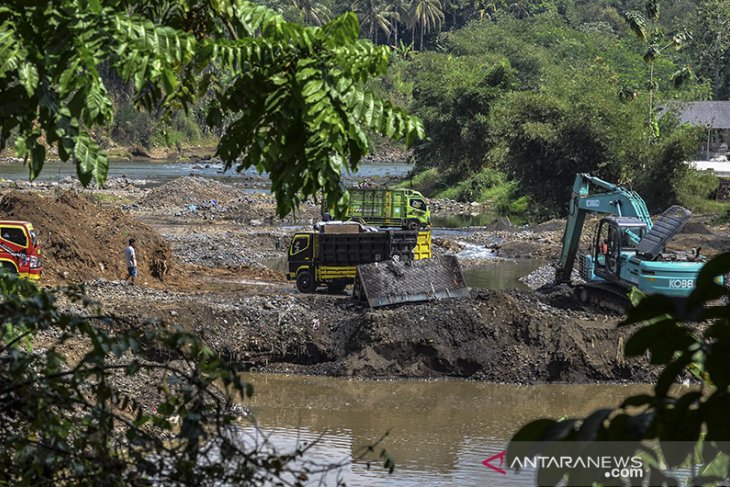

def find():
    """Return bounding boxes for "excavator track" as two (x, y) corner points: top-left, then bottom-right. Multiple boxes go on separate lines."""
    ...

(574, 282), (630, 315)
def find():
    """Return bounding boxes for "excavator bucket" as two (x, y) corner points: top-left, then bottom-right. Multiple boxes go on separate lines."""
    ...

(352, 255), (469, 308)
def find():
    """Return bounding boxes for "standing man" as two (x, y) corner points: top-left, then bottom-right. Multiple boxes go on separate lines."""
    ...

(125, 238), (138, 285)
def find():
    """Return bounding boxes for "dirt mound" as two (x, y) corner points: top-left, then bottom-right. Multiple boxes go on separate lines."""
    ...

(138, 176), (242, 209)
(136, 176), (320, 224)
(88, 281), (655, 383)
(0, 191), (171, 283)
(680, 221), (713, 235)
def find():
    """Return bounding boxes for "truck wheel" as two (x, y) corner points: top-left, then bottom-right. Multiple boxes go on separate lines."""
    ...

(407, 219), (420, 231)
(296, 271), (316, 293)
(0, 262), (17, 274)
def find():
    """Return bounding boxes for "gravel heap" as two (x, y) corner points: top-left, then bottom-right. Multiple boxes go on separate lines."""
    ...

(520, 263), (584, 290)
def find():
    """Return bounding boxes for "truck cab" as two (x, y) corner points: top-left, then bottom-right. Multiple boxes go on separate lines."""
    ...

(0, 221), (43, 280)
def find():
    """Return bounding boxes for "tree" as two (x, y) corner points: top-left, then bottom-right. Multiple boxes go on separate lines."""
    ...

(688, 0), (730, 98)
(290, 0), (332, 25)
(353, 0), (397, 43)
(0, 0), (423, 218)
(510, 252), (730, 485)
(622, 0), (692, 141)
(409, 0), (444, 49)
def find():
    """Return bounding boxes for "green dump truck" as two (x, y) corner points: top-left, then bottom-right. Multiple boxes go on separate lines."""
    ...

(287, 222), (432, 293)
(345, 188), (430, 230)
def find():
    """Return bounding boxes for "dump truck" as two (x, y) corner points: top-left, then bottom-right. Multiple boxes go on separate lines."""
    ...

(556, 173), (719, 313)
(345, 188), (430, 230)
(0, 221), (43, 280)
(287, 222), (432, 293)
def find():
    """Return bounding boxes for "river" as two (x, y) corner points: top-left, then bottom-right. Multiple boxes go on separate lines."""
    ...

(0, 159), (413, 184)
(239, 374), (651, 486)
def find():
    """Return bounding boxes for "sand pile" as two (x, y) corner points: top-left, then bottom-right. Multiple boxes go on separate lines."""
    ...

(0, 190), (171, 283)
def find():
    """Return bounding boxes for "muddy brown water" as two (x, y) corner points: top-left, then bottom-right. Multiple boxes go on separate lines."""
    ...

(240, 373), (652, 486)
(461, 260), (545, 291)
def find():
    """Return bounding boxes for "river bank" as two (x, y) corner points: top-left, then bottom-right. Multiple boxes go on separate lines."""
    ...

(2, 175), (729, 385)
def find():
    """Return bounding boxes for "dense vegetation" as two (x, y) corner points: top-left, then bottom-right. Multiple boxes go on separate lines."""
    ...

(24, 0), (727, 220)
(390, 1), (730, 219)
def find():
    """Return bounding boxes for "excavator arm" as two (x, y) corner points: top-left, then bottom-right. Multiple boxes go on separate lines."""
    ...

(555, 174), (652, 283)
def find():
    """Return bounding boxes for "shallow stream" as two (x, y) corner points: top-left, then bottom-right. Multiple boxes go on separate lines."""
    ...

(0, 159), (412, 184)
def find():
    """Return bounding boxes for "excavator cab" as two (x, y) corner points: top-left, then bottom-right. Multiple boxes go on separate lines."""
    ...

(592, 217), (647, 282)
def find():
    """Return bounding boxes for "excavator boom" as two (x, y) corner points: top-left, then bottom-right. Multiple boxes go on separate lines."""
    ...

(556, 174), (652, 282)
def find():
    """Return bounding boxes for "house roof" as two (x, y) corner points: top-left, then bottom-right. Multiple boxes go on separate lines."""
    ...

(664, 101), (730, 129)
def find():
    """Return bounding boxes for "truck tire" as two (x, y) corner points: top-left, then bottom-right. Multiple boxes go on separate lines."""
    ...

(0, 262), (17, 274)
(296, 271), (317, 293)
(407, 219), (420, 231)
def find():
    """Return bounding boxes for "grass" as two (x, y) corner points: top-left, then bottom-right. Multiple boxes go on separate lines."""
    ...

(398, 167), (530, 219)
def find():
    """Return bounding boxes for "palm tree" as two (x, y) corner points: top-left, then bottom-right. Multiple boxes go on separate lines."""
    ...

(388, 0), (406, 45)
(410, 0), (444, 49)
(353, 0), (398, 43)
(291, 0), (331, 26)
(507, 0), (529, 19)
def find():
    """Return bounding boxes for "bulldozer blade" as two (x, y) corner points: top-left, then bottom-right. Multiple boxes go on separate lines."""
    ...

(353, 255), (469, 308)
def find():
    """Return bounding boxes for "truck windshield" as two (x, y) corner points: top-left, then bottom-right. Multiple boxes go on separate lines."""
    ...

(1, 227), (27, 247)
(410, 199), (426, 211)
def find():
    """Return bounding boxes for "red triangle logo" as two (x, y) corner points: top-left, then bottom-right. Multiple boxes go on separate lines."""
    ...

(482, 450), (507, 475)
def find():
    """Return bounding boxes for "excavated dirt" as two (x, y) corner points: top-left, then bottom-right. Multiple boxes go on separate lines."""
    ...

(134, 176), (320, 225)
(78, 281), (652, 383)
(0, 190), (172, 284)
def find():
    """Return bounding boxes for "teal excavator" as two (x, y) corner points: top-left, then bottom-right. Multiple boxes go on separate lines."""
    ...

(556, 174), (718, 313)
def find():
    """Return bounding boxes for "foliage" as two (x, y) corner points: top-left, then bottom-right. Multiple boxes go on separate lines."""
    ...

(0, 272), (392, 484)
(437, 167), (504, 202)
(621, 0), (693, 141)
(491, 62), (648, 219)
(633, 123), (704, 210)
(406, 50), (516, 173)
(686, 0), (730, 98)
(0, 0), (423, 218)
(509, 251), (730, 485)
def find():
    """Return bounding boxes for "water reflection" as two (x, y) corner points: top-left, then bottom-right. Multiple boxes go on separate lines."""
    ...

(462, 260), (545, 291)
(242, 374), (651, 486)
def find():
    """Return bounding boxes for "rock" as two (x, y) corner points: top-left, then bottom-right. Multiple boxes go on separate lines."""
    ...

(484, 217), (513, 231)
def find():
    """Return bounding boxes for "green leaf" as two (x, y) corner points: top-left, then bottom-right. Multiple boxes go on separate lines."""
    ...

(18, 62), (39, 96)
(29, 140), (45, 181)
(74, 132), (108, 187)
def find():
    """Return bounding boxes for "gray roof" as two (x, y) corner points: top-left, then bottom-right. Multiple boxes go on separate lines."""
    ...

(664, 101), (730, 129)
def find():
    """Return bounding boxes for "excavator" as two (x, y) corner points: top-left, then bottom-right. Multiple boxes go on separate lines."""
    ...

(555, 173), (719, 313)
